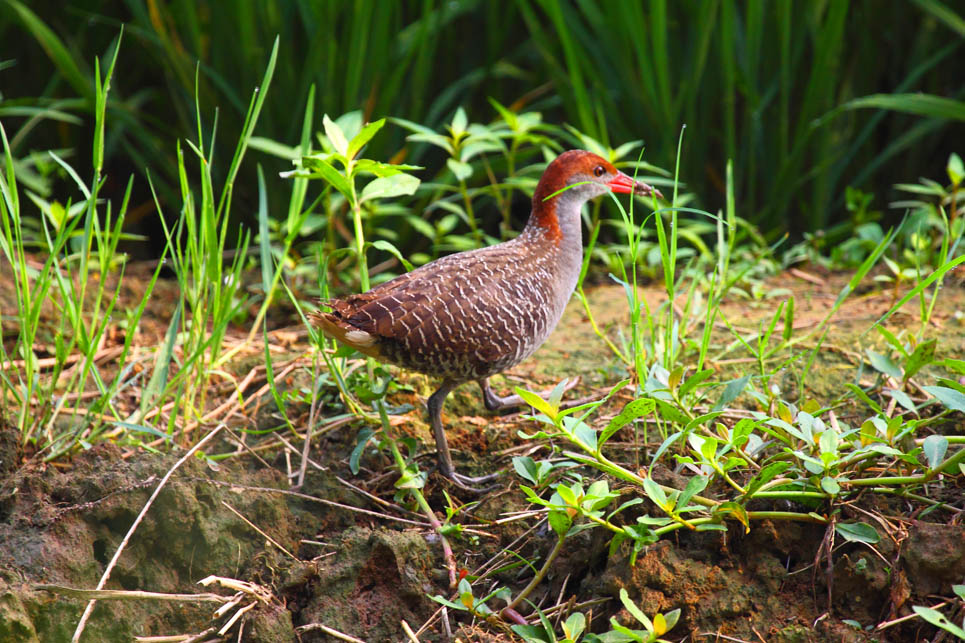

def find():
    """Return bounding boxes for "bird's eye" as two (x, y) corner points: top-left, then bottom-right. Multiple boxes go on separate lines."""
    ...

(593, 165), (605, 177)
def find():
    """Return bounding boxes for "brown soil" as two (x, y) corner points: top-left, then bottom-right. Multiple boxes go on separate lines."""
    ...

(1, 265), (964, 642)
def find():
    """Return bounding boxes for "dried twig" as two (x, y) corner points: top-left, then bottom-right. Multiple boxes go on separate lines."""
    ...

(221, 501), (299, 561)
(295, 623), (366, 642)
(193, 479), (431, 528)
(35, 586), (229, 603)
(71, 425), (225, 643)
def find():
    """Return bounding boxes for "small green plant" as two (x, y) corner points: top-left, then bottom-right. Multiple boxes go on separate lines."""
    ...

(0, 34), (165, 455)
(512, 610), (588, 643)
(292, 114), (422, 292)
(430, 577), (511, 620)
(395, 107), (505, 248)
(913, 584), (965, 640)
(509, 589), (681, 643)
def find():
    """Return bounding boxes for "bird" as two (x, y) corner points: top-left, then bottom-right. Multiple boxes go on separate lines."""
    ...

(313, 150), (661, 489)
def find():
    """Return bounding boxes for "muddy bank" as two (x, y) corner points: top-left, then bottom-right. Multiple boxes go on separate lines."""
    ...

(1, 277), (963, 641)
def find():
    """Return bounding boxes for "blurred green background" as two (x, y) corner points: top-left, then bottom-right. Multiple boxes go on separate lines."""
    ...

(2, 0), (963, 252)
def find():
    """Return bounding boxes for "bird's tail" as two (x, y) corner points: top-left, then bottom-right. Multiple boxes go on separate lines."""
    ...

(310, 308), (382, 359)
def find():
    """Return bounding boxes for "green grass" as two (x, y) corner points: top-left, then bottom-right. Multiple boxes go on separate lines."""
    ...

(3, 1), (963, 242)
(1, 12), (964, 641)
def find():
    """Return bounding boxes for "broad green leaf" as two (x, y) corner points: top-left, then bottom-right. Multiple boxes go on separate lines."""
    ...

(353, 159), (423, 177)
(406, 132), (454, 153)
(866, 349), (903, 379)
(347, 118), (386, 159)
(548, 509), (571, 537)
(450, 106), (468, 136)
(699, 435), (718, 462)
(655, 399), (690, 424)
(446, 158), (473, 181)
(922, 434), (948, 469)
(600, 398), (655, 446)
(684, 411), (724, 433)
(743, 462), (791, 499)
(349, 427), (376, 475)
(730, 418), (758, 447)
(661, 608), (681, 633)
(713, 501), (750, 532)
(942, 358), (965, 375)
(430, 594), (467, 611)
(948, 152), (964, 185)
(714, 375), (750, 410)
(360, 173), (420, 202)
(912, 606), (965, 639)
(563, 612), (586, 640)
(302, 156), (353, 201)
(335, 111), (363, 142)
(323, 114), (349, 156)
(818, 429), (839, 456)
(924, 385), (965, 413)
(556, 483), (578, 507)
(676, 475), (708, 511)
(514, 386), (558, 419)
(820, 476), (840, 495)
(547, 379), (570, 410)
(886, 388), (918, 414)
(904, 338), (936, 380)
(370, 239), (414, 272)
(679, 368), (714, 399)
(836, 522), (880, 544)
(571, 419), (598, 451)
(936, 378), (965, 395)
(509, 624), (552, 642)
(460, 138), (504, 162)
(619, 588), (653, 629)
(513, 456), (539, 484)
(642, 477), (668, 508)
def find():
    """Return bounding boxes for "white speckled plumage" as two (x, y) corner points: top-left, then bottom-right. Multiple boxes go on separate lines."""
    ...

(313, 150), (660, 489)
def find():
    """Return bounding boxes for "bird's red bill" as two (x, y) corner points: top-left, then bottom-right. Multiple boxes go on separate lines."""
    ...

(608, 172), (663, 199)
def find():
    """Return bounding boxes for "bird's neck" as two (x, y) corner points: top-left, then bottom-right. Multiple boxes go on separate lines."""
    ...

(524, 188), (587, 255)
(519, 190), (586, 306)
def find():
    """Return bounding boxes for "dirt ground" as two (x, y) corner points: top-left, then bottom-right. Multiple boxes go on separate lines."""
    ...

(1, 266), (964, 642)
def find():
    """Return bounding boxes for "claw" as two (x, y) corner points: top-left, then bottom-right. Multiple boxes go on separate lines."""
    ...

(479, 376), (581, 412)
(444, 469), (502, 494)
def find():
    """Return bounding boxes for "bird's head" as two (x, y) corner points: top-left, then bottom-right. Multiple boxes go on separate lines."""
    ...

(535, 150), (662, 205)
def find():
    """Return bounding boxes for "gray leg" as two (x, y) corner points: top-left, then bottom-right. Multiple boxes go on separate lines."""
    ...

(428, 380), (500, 491)
(478, 377), (580, 411)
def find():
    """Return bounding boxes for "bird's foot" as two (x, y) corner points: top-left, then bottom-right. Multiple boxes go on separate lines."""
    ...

(480, 376), (581, 412)
(440, 467), (502, 494)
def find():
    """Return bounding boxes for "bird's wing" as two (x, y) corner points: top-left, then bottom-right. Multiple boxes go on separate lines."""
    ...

(327, 247), (525, 363)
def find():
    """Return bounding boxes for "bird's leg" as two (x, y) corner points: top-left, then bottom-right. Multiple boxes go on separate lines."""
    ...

(428, 380), (500, 491)
(478, 377), (580, 412)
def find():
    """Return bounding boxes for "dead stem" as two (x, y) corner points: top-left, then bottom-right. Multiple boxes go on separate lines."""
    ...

(70, 425), (226, 643)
